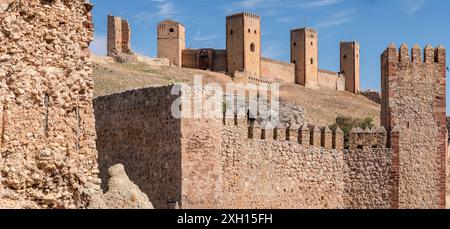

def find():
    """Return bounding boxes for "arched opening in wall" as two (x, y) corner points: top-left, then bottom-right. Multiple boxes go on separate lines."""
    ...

(248, 29), (251, 33)
(250, 43), (255, 52)
(169, 28), (174, 33)
(254, 30), (257, 34)
(311, 42), (313, 46)
(343, 55), (347, 60)
(310, 58), (314, 65)
(230, 30), (233, 35)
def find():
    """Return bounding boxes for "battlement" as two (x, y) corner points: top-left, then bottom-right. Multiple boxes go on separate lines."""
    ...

(382, 43), (446, 64)
(291, 27), (317, 33)
(340, 41), (359, 45)
(226, 12), (260, 19)
(348, 127), (387, 150)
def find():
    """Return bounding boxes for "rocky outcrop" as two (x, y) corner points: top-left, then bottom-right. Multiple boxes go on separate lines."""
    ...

(89, 164), (154, 209)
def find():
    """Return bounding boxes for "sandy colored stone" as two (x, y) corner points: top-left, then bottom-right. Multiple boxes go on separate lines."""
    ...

(89, 164), (153, 209)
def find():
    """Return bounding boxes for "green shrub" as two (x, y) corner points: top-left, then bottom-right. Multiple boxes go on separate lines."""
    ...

(330, 116), (374, 148)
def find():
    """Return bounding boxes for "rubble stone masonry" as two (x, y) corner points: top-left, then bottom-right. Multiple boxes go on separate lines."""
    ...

(381, 44), (447, 208)
(94, 85), (396, 209)
(0, 0), (100, 208)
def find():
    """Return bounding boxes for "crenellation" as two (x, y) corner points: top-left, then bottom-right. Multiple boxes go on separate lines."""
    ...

(411, 44), (422, 63)
(274, 123), (287, 141)
(287, 124), (300, 142)
(332, 127), (344, 150)
(310, 126), (321, 147)
(299, 125), (311, 146)
(321, 126), (333, 149)
(399, 44), (410, 63)
(424, 44), (435, 63)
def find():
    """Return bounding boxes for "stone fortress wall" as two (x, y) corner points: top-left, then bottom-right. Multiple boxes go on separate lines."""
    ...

(94, 43), (447, 209)
(94, 85), (394, 209)
(148, 12), (360, 93)
(0, 0), (100, 208)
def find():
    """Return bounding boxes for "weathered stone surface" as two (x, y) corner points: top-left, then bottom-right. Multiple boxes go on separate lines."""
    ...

(89, 164), (153, 209)
(0, 0), (100, 209)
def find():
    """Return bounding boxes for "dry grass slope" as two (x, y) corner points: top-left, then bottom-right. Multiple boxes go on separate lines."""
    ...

(92, 55), (380, 127)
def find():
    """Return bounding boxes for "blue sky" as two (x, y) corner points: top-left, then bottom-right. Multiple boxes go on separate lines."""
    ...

(90, 0), (449, 111)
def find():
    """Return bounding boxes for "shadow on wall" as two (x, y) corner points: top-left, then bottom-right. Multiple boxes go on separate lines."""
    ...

(93, 87), (183, 209)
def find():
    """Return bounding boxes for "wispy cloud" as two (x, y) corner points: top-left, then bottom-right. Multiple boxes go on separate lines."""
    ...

(134, 0), (178, 24)
(224, 0), (283, 14)
(297, 0), (341, 9)
(316, 8), (354, 28)
(262, 41), (287, 59)
(276, 16), (295, 23)
(192, 31), (220, 42)
(90, 35), (107, 56)
(400, 0), (426, 16)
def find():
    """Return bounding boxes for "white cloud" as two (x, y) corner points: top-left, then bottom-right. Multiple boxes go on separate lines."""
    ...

(277, 16), (295, 23)
(192, 31), (220, 42)
(297, 0), (340, 9)
(401, 0), (426, 16)
(134, 0), (178, 23)
(90, 35), (107, 56)
(316, 8), (354, 28)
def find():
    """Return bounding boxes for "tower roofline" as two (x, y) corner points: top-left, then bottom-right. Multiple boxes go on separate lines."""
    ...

(226, 12), (260, 19)
(158, 19), (185, 27)
(291, 27), (317, 33)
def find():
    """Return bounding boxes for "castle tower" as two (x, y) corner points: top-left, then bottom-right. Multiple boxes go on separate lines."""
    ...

(381, 43), (447, 209)
(290, 28), (318, 88)
(340, 41), (360, 93)
(157, 20), (186, 67)
(226, 12), (261, 77)
(107, 15), (122, 56)
(107, 15), (133, 57)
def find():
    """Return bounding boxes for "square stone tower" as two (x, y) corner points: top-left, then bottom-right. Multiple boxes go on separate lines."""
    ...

(381, 43), (447, 209)
(107, 15), (133, 57)
(291, 28), (319, 88)
(340, 41), (360, 93)
(157, 20), (186, 67)
(226, 12), (261, 77)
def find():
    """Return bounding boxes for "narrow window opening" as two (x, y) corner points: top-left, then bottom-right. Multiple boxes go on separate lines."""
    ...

(310, 58), (314, 65)
(293, 42), (297, 46)
(230, 30), (233, 35)
(169, 28), (174, 33)
(250, 43), (255, 52)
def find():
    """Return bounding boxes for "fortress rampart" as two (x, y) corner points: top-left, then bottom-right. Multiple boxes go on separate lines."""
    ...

(94, 85), (395, 209)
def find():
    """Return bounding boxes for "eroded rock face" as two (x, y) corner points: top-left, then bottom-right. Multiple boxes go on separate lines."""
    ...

(89, 164), (154, 209)
(0, 0), (100, 209)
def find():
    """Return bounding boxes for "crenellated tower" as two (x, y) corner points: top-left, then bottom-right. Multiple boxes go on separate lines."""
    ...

(381, 43), (447, 209)
(157, 20), (186, 66)
(340, 41), (360, 93)
(226, 12), (261, 77)
(290, 28), (319, 89)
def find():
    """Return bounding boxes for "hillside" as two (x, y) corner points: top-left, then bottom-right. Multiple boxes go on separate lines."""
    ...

(92, 55), (380, 127)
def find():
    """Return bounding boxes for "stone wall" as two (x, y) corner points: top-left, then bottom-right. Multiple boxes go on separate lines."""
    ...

(261, 57), (295, 83)
(181, 49), (227, 72)
(94, 86), (182, 209)
(92, 85), (400, 209)
(107, 15), (133, 57)
(361, 90), (381, 104)
(344, 149), (392, 209)
(0, 0), (99, 209)
(381, 44), (447, 208)
(318, 69), (345, 91)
